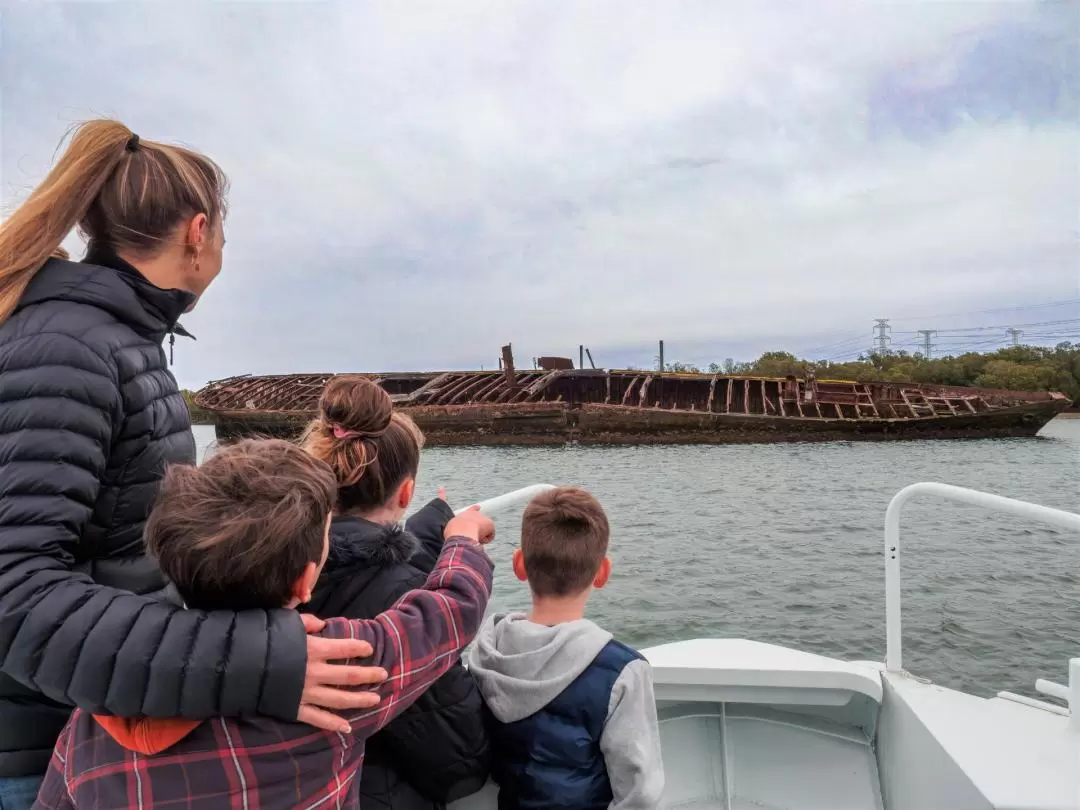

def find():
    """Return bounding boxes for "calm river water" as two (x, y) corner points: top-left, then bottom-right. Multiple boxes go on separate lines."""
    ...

(194, 420), (1079, 699)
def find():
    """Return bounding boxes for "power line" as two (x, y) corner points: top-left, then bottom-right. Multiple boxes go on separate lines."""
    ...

(900, 318), (1079, 335)
(798, 301), (1080, 356)
(801, 333), (875, 356)
(888, 298), (1080, 323)
(807, 317), (1080, 360)
(821, 333), (1079, 362)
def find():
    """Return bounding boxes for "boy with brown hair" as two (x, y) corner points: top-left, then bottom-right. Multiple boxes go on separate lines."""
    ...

(32, 439), (495, 810)
(468, 486), (664, 809)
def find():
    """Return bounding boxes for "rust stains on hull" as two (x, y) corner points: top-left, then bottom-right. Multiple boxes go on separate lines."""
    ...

(194, 369), (1072, 446)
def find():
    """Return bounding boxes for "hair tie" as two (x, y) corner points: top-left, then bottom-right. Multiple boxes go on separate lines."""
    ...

(125, 134), (140, 152)
(329, 422), (389, 440)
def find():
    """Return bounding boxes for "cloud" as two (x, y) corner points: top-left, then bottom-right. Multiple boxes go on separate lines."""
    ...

(2, 0), (1077, 386)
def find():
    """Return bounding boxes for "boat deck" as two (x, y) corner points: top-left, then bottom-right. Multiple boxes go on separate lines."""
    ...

(451, 639), (1077, 810)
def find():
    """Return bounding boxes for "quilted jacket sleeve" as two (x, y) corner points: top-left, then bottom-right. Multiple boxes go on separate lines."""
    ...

(403, 497), (455, 574)
(0, 332), (307, 720)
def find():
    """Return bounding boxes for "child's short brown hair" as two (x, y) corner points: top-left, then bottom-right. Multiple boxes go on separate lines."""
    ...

(520, 487), (610, 597)
(145, 439), (336, 611)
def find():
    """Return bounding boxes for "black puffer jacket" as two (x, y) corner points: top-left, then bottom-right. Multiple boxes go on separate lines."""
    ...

(307, 499), (490, 809)
(0, 250), (307, 777)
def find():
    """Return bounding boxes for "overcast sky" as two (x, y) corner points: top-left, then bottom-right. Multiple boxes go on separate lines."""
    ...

(3, 1), (1078, 388)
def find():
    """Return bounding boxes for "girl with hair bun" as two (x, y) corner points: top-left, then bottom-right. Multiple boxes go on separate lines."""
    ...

(303, 375), (490, 809)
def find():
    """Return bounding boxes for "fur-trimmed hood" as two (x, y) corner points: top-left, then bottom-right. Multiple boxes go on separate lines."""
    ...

(324, 516), (420, 576)
(307, 499), (455, 623)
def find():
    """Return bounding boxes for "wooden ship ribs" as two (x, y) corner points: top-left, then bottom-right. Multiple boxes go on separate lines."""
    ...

(193, 362), (1072, 446)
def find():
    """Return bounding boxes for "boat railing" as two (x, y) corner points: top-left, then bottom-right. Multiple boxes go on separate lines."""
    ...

(453, 480), (1080, 726)
(884, 481), (1080, 728)
(458, 484), (556, 516)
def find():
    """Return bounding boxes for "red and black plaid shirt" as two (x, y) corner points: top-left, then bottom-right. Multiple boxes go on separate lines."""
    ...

(33, 537), (493, 810)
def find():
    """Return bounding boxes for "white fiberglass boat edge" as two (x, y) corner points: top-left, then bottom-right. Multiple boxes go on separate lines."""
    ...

(449, 483), (1080, 810)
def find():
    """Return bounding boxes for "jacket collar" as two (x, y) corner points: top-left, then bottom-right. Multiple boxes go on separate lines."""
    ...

(18, 245), (196, 343)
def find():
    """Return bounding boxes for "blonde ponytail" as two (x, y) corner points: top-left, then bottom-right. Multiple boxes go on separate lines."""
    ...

(0, 120), (131, 324)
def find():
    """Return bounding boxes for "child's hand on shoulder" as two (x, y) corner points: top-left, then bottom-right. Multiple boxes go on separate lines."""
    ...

(445, 505), (495, 545)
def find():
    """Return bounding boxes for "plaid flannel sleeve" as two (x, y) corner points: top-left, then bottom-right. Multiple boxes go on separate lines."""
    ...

(320, 535), (493, 737)
(31, 723), (74, 810)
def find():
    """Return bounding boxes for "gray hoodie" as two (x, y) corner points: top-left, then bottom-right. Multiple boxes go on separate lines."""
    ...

(467, 613), (664, 810)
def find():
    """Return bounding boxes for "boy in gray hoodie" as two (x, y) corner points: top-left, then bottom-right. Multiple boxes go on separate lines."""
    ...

(468, 487), (664, 809)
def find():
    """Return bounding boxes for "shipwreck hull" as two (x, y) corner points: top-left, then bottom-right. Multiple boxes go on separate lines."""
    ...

(195, 370), (1071, 447)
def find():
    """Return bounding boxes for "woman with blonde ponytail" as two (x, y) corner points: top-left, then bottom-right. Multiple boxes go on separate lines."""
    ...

(0, 121), (384, 808)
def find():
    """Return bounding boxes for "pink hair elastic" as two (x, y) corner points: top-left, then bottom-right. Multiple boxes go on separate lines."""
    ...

(331, 424), (362, 440)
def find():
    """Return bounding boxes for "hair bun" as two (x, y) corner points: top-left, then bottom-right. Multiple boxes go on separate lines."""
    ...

(318, 375), (392, 438)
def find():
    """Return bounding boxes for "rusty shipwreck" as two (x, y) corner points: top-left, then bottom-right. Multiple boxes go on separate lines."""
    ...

(192, 354), (1071, 446)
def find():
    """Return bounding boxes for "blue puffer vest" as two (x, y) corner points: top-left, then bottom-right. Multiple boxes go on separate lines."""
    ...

(489, 639), (643, 810)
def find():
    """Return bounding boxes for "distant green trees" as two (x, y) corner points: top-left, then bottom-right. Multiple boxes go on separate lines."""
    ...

(180, 389), (213, 425)
(658, 343), (1080, 400)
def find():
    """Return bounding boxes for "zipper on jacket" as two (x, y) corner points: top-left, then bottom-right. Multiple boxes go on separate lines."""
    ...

(167, 324), (196, 366)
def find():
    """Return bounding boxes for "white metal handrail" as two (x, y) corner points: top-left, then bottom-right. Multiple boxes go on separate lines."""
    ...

(884, 482), (1080, 726)
(457, 484), (555, 516)
(996, 690), (1070, 717)
(1034, 660), (1080, 731)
